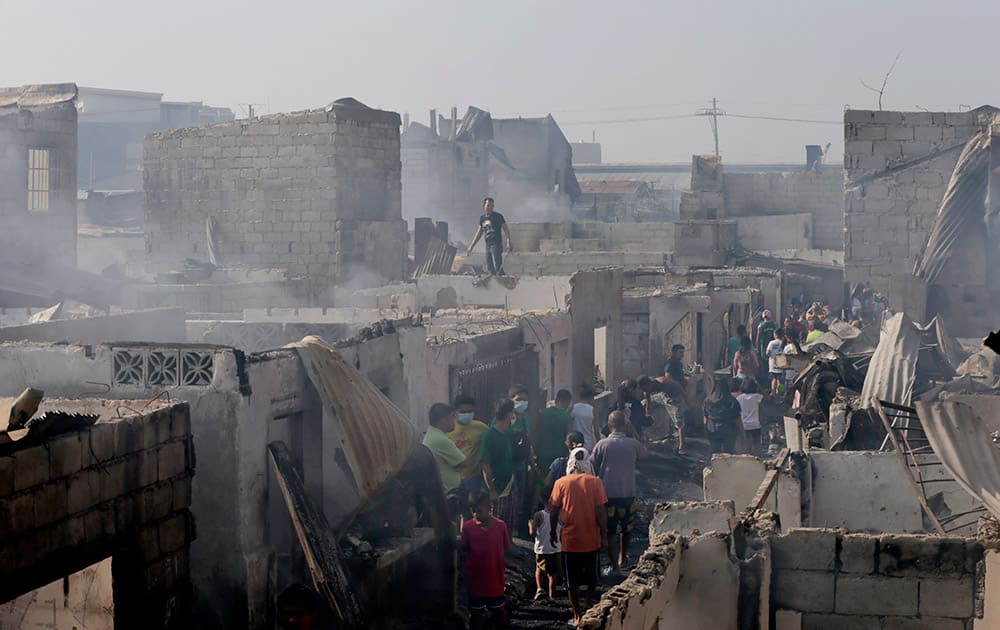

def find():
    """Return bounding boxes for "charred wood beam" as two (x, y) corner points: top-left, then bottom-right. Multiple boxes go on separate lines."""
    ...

(268, 441), (365, 627)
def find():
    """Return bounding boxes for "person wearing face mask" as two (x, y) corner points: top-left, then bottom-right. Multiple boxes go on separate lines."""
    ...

(448, 394), (491, 496)
(504, 384), (536, 538)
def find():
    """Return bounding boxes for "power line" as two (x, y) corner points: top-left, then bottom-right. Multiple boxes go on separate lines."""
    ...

(726, 113), (841, 125)
(559, 113), (696, 126)
(695, 97), (725, 157)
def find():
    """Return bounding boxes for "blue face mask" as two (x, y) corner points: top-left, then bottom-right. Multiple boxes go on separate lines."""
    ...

(514, 400), (529, 413)
(457, 412), (474, 425)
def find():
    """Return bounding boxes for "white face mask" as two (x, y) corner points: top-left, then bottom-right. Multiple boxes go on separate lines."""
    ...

(514, 400), (529, 413)
(457, 412), (474, 425)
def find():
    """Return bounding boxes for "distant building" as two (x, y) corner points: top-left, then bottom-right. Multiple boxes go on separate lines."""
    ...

(575, 180), (658, 220)
(571, 141), (602, 164)
(77, 86), (234, 192)
(403, 107), (580, 236)
(0, 84), (78, 269)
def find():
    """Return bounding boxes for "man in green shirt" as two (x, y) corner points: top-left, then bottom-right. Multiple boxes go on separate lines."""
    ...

(423, 403), (466, 494)
(481, 399), (518, 527)
(535, 389), (574, 472)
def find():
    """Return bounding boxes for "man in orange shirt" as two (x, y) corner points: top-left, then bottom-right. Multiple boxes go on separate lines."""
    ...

(549, 446), (608, 625)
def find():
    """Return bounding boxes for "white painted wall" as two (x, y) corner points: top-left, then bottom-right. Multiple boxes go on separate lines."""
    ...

(415, 275), (572, 311)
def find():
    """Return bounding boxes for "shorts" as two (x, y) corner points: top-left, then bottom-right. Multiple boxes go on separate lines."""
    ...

(606, 497), (640, 534)
(563, 550), (599, 589)
(770, 371), (782, 379)
(535, 552), (563, 576)
(468, 594), (507, 611)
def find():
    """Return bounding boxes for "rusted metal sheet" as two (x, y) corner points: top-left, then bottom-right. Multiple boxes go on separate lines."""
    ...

(291, 336), (420, 504)
(860, 313), (920, 408)
(915, 400), (1000, 521)
(413, 237), (457, 278)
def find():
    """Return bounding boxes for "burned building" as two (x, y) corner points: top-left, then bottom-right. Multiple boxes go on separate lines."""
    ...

(402, 106), (580, 237)
(844, 106), (1000, 335)
(0, 399), (195, 629)
(0, 83), (79, 271)
(144, 98), (407, 286)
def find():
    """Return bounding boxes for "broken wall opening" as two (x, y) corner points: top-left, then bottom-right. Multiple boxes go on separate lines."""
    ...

(0, 558), (113, 629)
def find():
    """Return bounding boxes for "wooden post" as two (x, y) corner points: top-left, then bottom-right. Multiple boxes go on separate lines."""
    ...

(268, 441), (364, 627)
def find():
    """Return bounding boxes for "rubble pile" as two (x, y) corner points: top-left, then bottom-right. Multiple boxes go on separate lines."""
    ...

(785, 313), (1000, 450)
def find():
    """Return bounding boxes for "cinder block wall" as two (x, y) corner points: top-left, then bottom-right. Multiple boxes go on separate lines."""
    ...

(144, 100), (406, 284)
(0, 403), (196, 629)
(843, 108), (996, 332)
(723, 172), (844, 250)
(0, 85), (78, 269)
(771, 528), (984, 628)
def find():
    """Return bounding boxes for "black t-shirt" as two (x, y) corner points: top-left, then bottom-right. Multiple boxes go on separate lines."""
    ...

(479, 212), (506, 246)
(666, 357), (686, 383)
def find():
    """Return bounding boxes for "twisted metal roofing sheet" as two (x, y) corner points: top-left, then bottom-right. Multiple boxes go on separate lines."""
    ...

(915, 400), (1000, 520)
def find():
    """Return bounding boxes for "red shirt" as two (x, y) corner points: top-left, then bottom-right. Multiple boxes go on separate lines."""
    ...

(461, 517), (511, 598)
(550, 473), (608, 552)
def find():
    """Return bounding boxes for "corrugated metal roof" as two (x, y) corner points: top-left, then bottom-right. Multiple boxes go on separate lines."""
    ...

(860, 313), (920, 408)
(578, 180), (647, 195)
(915, 400), (1000, 520)
(291, 336), (420, 510)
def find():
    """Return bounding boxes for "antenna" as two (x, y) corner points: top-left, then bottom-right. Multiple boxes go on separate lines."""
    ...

(695, 97), (726, 158)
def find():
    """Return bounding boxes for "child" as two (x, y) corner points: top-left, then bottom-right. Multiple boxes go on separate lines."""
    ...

(461, 490), (512, 629)
(528, 503), (562, 601)
(766, 328), (786, 396)
(736, 378), (766, 456)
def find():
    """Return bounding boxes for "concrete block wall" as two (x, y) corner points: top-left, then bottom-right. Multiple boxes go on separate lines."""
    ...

(843, 108), (996, 333)
(0, 85), (78, 269)
(507, 221), (674, 253)
(723, 172), (843, 250)
(0, 402), (196, 629)
(621, 311), (650, 377)
(770, 529), (983, 629)
(144, 99), (405, 284)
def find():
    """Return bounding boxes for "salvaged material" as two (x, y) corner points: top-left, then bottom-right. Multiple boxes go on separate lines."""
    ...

(268, 441), (364, 627)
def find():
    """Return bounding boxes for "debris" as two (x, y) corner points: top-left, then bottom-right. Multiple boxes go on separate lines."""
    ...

(7, 387), (43, 430)
(268, 441), (364, 627)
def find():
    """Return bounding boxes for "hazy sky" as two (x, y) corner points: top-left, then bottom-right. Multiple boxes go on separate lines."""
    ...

(5, 0), (999, 163)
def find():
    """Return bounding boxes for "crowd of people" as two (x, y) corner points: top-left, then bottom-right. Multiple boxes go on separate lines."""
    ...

(421, 381), (652, 627)
(421, 295), (895, 626)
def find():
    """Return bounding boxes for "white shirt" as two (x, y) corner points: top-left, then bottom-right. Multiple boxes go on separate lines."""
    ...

(736, 393), (764, 430)
(766, 339), (784, 373)
(571, 402), (596, 451)
(783, 343), (798, 381)
(533, 509), (561, 554)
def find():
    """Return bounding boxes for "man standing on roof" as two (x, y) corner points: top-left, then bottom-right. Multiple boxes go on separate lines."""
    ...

(466, 197), (513, 276)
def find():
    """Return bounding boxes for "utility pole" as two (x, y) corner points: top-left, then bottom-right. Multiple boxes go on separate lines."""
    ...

(695, 97), (726, 158)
